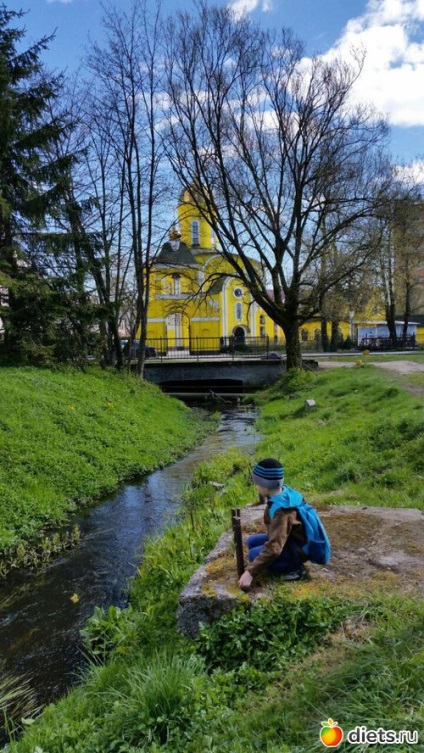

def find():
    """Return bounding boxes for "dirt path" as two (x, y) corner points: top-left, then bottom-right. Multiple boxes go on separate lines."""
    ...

(318, 359), (424, 374)
(372, 360), (424, 374)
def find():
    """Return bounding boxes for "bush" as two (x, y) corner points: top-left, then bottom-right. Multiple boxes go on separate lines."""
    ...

(195, 594), (358, 672)
(279, 368), (317, 394)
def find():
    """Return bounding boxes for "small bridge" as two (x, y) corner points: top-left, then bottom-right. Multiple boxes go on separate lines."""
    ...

(141, 335), (287, 396)
(143, 356), (286, 396)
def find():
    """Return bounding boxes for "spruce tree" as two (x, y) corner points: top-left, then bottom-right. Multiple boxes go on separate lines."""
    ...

(0, 5), (72, 360)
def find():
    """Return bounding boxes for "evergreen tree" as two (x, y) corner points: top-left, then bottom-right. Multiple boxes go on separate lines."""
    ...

(0, 5), (72, 360)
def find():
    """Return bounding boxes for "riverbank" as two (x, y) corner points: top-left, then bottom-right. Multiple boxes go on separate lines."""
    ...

(0, 367), (203, 574)
(5, 365), (424, 752)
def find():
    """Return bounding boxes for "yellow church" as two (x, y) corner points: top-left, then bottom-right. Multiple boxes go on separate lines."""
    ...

(146, 188), (277, 352)
(145, 188), (423, 353)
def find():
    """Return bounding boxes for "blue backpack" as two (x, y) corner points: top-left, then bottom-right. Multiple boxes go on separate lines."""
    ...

(296, 500), (331, 565)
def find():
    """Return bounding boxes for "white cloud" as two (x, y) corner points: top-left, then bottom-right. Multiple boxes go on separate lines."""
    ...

(395, 158), (424, 182)
(228, 0), (272, 20)
(321, 0), (424, 127)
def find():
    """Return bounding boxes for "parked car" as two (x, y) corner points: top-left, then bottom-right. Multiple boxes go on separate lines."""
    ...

(120, 340), (157, 359)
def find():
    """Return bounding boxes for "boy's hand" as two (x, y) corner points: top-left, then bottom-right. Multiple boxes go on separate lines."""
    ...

(238, 570), (253, 590)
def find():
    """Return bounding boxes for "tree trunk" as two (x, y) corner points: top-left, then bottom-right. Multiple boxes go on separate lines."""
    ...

(402, 282), (412, 345)
(284, 322), (302, 370)
(385, 302), (398, 348)
(321, 319), (329, 352)
(330, 321), (340, 351)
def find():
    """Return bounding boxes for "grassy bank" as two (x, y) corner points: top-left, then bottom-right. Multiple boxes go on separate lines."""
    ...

(0, 367), (203, 562)
(5, 366), (424, 752)
(256, 365), (424, 510)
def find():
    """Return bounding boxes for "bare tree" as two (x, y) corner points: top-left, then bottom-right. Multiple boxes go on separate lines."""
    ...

(376, 184), (424, 347)
(394, 198), (424, 342)
(86, 0), (169, 376)
(165, 3), (390, 369)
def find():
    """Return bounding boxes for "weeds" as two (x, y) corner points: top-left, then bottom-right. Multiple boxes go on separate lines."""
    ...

(0, 675), (39, 745)
(195, 593), (362, 672)
(0, 525), (81, 580)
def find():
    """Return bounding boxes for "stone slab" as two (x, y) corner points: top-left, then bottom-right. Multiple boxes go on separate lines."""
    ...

(177, 504), (424, 637)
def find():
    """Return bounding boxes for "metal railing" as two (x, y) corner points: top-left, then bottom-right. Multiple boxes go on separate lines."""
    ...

(145, 335), (273, 361)
(358, 335), (419, 351)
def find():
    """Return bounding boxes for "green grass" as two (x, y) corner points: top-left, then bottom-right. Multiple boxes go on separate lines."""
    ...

(0, 366), (203, 557)
(5, 367), (424, 752)
(362, 352), (424, 362)
(255, 365), (424, 510)
(316, 352), (424, 362)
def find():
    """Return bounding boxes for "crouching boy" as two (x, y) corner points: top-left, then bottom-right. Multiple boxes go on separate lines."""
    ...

(238, 458), (330, 590)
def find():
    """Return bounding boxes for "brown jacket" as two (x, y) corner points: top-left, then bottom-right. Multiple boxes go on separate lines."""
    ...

(246, 504), (306, 577)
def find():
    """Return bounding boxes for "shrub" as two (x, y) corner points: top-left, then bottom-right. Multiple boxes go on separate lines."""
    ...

(195, 594), (358, 672)
(279, 368), (318, 394)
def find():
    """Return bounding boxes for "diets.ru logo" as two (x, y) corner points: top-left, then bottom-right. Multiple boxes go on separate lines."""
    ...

(320, 718), (344, 747)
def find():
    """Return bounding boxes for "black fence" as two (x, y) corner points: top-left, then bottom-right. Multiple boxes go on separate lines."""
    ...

(145, 335), (273, 360)
(358, 335), (418, 351)
(126, 332), (423, 362)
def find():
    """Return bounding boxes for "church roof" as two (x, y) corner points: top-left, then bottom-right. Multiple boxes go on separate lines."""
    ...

(207, 276), (227, 294)
(155, 241), (198, 267)
(179, 183), (206, 206)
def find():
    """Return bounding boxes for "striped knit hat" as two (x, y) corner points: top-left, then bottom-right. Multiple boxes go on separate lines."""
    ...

(252, 458), (284, 489)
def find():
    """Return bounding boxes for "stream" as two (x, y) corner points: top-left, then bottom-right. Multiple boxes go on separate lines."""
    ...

(0, 406), (258, 718)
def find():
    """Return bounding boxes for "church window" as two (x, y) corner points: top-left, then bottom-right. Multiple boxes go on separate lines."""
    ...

(191, 220), (200, 246)
(301, 328), (309, 342)
(260, 326), (266, 337)
(235, 302), (243, 321)
(259, 314), (265, 324)
(234, 287), (243, 298)
(172, 274), (181, 295)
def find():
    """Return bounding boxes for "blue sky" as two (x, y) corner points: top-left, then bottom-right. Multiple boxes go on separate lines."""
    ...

(7, 0), (424, 167)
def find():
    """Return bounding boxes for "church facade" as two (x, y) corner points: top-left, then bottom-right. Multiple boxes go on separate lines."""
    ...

(145, 189), (277, 350)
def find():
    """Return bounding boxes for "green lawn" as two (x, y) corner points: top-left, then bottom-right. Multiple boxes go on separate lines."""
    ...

(255, 365), (424, 510)
(0, 367), (202, 558)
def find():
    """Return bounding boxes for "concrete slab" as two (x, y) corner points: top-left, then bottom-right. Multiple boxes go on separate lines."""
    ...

(177, 504), (424, 637)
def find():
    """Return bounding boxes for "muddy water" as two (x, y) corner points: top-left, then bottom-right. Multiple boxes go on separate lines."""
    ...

(0, 407), (258, 713)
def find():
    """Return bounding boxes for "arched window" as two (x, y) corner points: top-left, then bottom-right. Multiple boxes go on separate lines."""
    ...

(259, 314), (265, 325)
(235, 302), (243, 321)
(191, 220), (200, 246)
(314, 328), (321, 343)
(172, 274), (181, 295)
(301, 328), (309, 342)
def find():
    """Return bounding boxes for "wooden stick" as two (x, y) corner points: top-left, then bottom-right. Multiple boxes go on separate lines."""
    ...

(231, 509), (245, 577)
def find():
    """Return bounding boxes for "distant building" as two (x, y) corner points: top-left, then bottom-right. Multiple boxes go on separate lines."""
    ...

(145, 187), (276, 348)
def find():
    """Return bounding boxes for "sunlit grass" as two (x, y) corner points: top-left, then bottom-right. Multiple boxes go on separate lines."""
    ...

(256, 366), (424, 510)
(0, 366), (202, 559)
